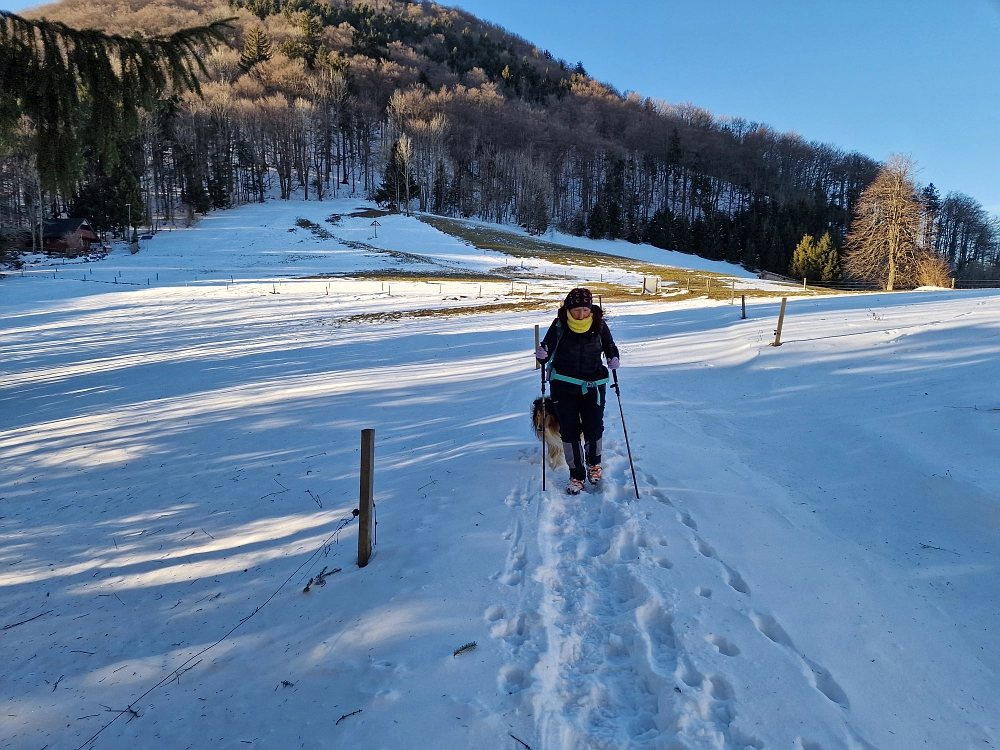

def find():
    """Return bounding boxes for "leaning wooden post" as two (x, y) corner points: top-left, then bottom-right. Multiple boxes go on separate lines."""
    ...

(730, 279), (735, 304)
(358, 429), (375, 568)
(534, 325), (540, 370)
(772, 297), (787, 347)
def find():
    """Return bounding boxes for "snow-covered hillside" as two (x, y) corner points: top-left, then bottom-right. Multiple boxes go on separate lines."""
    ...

(2, 199), (998, 750)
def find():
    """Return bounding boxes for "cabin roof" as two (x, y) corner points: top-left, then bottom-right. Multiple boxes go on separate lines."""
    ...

(42, 218), (97, 237)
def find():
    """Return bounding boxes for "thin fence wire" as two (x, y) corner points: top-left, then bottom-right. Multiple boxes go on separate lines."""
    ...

(75, 510), (358, 750)
(802, 280), (883, 291)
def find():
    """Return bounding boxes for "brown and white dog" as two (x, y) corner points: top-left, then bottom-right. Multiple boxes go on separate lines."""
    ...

(531, 396), (565, 468)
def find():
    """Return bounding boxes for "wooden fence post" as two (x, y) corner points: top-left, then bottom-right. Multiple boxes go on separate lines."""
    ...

(741, 294), (746, 320)
(772, 297), (787, 346)
(803, 277), (807, 291)
(534, 325), (540, 369)
(358, 429), (375, 568)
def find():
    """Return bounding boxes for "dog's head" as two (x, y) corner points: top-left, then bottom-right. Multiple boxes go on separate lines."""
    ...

(531, 396), (557, 438)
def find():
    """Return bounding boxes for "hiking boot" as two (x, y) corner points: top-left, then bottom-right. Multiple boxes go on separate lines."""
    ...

(587, 465), (603, 484)
(567, 477), (585, 495)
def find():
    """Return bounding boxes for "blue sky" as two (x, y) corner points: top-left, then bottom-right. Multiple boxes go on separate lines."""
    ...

(6, 0), (999, 213)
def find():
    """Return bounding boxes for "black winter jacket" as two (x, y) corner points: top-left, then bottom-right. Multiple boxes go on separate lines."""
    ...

(539, 306), (619, 382)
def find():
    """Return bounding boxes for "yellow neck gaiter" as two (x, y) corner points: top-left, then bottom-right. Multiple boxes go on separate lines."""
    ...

(566, 313), (593, 334)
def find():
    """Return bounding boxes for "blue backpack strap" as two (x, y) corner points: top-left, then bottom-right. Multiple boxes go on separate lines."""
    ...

(543, 319), (563, 378)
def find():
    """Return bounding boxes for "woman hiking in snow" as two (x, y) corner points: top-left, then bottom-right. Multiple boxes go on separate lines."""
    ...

(536, 287), (620, 495)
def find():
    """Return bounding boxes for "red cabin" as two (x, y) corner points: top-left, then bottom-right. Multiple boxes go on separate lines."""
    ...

(42, 219), (102, 256)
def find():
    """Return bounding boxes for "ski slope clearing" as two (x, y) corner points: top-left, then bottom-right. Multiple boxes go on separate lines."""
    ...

(424, 215), (760, 279)
(2, 200), (999, 750)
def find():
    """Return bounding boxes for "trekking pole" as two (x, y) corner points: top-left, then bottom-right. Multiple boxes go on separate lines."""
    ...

(540, 360), (547, 492)
(611, 370), (640, 499)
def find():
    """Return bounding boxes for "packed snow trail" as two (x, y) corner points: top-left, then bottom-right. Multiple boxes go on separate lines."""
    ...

(496, 441), (884, 750)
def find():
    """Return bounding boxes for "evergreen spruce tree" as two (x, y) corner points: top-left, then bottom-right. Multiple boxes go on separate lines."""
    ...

(789, 234), (818, 279)
(239, 25), (272, 72)
(247, 0), (279, 20)
(920, 183), (941, 253)
(588, 204), (607, 239)
(791, 232), (841, 281)
(280, 13), (323, 68)
(0, 11), (229, 193)
(372, 139), (418, 210)
(816, 232), (841, 281)
(70, 137), (144, 233)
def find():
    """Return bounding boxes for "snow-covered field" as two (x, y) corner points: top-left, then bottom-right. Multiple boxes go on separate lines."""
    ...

(2, 199), (998, 750)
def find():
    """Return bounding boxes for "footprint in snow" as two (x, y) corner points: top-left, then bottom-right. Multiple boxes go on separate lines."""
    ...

(750, 612), (792, 647)
(722, 563), (750, 595)
(677, 656), (703, 688)
(636, 601), (677, 674)
(706, 635), (740, 657)
(650, 489), (672, 505)
(493, 613), (529, 646)
(695, 538), (717, 558)
(708, 674), (734, 701)
(803, 657), (850, 708)
(499, 665), (529, 694)
(484, 605), (505, 623)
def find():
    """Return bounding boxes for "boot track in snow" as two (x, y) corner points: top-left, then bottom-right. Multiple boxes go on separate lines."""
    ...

(496, 442), (881, 750)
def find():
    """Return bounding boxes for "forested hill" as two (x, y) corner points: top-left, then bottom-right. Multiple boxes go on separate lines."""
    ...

(15, 0), (884, 273)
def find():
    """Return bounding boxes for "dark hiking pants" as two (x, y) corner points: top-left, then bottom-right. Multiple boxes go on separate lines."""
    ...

(551, 380), (605, 481)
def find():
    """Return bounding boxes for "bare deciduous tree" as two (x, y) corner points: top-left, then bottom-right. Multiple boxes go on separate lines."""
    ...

(845, 154), (923, 290)
(914, 250), (952, 288)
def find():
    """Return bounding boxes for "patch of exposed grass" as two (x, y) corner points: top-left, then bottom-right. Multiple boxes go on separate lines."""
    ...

(349, 208), (392, 219)
(303, 269), (506, 282)
(421, 215), (711, 277)
(327, 298), (551, 327)
(295, 217), (334, 239)
(420, 214), (844, 302)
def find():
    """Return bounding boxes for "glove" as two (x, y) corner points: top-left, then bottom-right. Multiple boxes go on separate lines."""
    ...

(607, 356), (620, 370)
(535, 345), (548, 361)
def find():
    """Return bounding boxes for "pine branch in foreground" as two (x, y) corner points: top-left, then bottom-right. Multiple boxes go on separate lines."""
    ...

(0, 11), (233, 192)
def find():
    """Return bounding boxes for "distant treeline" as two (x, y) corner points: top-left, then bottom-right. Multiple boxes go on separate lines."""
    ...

(2, 0), (998, 276)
